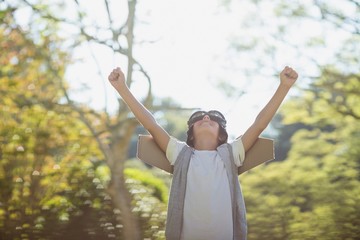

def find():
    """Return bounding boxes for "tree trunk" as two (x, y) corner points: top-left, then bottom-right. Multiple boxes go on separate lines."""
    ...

(108, 169), (141, 240)
(107, 122), (141, 240)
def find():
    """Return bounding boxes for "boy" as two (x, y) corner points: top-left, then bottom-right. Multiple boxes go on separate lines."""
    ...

(108, 66), (298, 240)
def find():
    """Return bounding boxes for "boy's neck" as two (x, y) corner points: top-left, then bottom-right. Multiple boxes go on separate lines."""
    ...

(193, 138), (218, 151)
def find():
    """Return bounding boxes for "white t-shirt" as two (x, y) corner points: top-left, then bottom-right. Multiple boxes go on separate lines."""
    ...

(166, 137), (245, 240)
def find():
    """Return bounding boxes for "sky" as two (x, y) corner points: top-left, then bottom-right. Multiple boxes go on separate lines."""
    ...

(58, 0), (351, 139)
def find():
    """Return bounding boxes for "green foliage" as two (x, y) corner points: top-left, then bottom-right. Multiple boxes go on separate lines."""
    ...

(125, 168), (169, 203)
(0, 12), (121, 239)
(124, 168), (168, 240)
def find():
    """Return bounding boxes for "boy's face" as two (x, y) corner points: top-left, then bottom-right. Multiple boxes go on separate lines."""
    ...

(192, 115), (220, 139)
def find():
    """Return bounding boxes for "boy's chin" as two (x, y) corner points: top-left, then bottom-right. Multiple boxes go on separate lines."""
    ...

(194, 130), (218, 139)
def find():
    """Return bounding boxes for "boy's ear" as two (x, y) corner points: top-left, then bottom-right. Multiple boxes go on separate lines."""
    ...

(218, 129), (228, 144)
(218, 134), (226, 142)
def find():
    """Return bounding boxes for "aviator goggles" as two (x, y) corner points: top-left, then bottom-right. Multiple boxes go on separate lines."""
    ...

(187, 110), (227, 129)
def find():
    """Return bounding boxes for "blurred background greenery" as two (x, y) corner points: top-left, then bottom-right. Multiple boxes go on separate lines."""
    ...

(0, 0), (359, 239)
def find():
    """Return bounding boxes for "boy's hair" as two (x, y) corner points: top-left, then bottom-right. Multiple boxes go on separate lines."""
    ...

(186, 125), (229, 147)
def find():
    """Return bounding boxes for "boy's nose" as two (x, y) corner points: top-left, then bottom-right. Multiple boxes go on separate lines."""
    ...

(203, 115), (210, 120)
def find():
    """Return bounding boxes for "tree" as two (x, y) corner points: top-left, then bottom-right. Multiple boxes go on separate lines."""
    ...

(0, 8), (125, 239)
(0, 2), (177, 239)
(2, 0), (197, 238)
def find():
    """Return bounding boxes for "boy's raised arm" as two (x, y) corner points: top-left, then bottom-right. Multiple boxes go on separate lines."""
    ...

(241, 66), (298, 152)
(108, 67), (170, 153)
